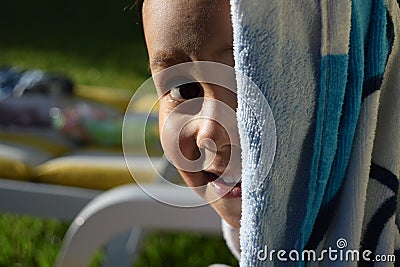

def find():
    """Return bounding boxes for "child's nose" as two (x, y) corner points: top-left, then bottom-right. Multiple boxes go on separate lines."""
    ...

(195, 98), (235, 153)
(196, 118), (229, 153)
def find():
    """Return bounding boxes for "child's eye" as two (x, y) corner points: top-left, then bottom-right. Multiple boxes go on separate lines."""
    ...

(170, 82), (203, 100)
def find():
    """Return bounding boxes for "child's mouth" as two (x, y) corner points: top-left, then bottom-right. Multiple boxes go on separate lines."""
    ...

(204, 171), (242, 198)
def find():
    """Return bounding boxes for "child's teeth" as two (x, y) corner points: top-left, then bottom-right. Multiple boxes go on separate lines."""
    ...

(221, 176), (240, 184)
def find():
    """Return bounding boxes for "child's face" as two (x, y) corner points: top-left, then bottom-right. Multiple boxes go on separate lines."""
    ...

(142, 0), (241, 229)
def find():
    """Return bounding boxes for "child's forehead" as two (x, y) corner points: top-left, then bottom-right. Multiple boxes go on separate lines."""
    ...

(143, 0), (232, 66)
(143, 1), (212, 51)
(143, 0), (216, 25)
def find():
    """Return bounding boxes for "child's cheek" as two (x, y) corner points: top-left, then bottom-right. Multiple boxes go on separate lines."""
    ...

(159, 106), (200, 173)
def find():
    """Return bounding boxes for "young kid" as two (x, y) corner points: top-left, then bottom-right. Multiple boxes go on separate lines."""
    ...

(138, 0), (242, 232)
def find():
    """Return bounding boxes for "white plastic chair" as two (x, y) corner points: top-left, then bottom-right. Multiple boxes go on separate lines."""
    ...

(55, 183), (222, 267)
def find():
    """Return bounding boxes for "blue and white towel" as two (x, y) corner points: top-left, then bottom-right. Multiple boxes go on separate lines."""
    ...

(226, 0), (400, 266)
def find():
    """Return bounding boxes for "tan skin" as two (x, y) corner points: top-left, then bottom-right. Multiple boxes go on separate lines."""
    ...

(142, 0), (241, 229)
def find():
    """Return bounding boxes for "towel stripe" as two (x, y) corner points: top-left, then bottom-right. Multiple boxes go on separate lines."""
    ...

(300, 54), (349, 253)
(387, 11), (395, 52)
(369, 162), (399, 194)
(361, 75), (384, 100)
(359, 196), (397, 265)
(305, 192), (341, 250)
(359, 163), (398, 265)
(319, 0), (367, 212)
(301, 0), (391, 255)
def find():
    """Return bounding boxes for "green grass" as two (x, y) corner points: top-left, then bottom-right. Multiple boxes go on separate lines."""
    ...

(0, 0), (238, 266)
(0, 214), (238, 267)
(134, 231), (238, 267)
(0, 0), (150, 90)
(0, 215), (67, 267)
(0, 214), (103, 267)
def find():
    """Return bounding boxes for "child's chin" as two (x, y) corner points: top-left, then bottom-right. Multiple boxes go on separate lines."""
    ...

(224, 216), (241, 230)
(210, 198), (242, 230)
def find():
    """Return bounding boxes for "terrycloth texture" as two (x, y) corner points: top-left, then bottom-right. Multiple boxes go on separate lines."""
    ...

(231, 0), (400, 266)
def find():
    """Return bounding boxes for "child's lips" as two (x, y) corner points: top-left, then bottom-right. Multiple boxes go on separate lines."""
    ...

(204, 171), (242, 198)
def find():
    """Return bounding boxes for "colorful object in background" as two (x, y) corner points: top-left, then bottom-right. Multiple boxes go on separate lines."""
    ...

(0, 66), (74, 128)
(50, 99), (160, 150)
(50, 100), (119, 145)
(0, 66), (73, 100)
(0, 66), (161, 152)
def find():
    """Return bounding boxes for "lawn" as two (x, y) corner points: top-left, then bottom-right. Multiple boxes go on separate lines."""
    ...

(0, 0), (238, 266)
(0, 0), (149, 89)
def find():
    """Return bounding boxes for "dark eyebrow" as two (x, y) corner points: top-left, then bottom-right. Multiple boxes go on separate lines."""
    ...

(149, 51), (192, 71)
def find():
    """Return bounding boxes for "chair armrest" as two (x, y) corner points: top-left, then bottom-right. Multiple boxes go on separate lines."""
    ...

(56, 184), (221, 267)
(0, 178), (100, 221)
